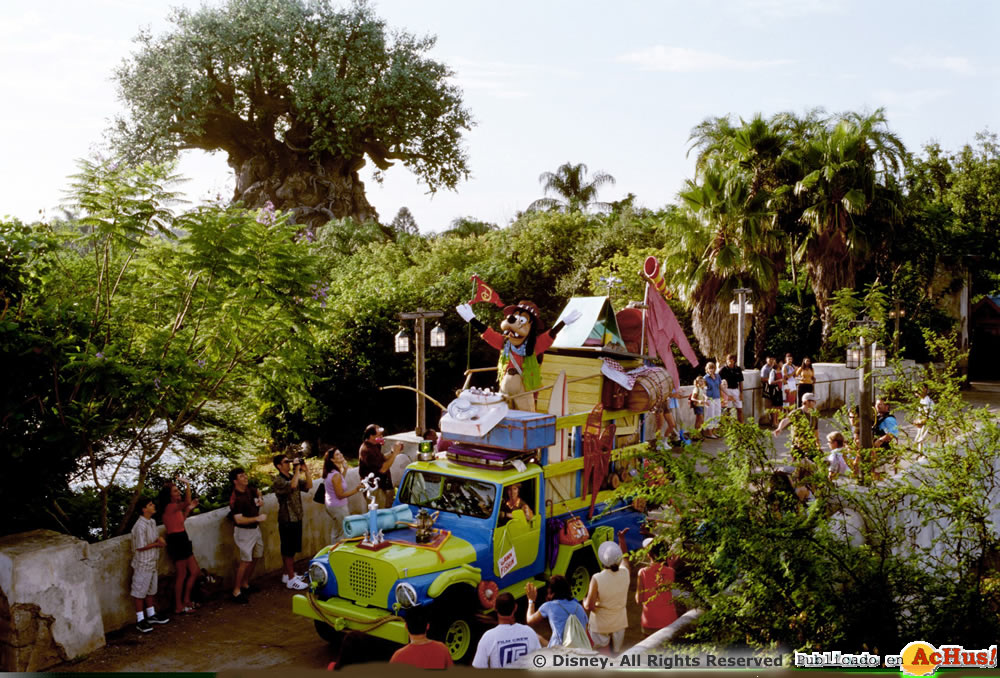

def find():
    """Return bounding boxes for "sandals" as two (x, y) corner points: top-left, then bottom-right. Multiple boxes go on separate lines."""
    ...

(180, 606), (196, 614)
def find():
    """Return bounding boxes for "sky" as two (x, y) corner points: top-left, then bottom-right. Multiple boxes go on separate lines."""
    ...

(1, 0), (998, 232)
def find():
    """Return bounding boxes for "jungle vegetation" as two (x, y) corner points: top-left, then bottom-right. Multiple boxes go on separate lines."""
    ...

(1, 0), (999, 653)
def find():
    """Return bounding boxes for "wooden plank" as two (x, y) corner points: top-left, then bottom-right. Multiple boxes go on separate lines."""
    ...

(556, 409), (636, 429)
(547, 490), (619, 517)
(538, 354), (602, 411)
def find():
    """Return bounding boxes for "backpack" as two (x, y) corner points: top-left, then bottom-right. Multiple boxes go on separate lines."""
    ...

(561, 606), (592, 649)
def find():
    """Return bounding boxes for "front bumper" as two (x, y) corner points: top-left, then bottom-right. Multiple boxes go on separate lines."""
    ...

(292, 593), (408, 645)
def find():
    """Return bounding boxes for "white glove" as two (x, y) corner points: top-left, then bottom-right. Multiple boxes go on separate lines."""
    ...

(456, 303), (476, 323)
(563, 309), (582, 325)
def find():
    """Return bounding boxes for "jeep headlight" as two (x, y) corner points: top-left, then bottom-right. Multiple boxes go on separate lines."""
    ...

(308, 562), (328, 588)
(395, 582), (418, 608)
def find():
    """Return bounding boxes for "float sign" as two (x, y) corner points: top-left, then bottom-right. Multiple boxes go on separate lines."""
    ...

(498, 547), (517, 577)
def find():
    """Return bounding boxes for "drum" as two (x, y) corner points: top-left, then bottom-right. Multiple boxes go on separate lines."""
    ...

(625, 367), (672, 412)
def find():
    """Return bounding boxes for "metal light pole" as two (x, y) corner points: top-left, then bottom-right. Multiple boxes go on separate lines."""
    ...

(890, 299), (905, 356)
(397, 309), (444, 436)
(846, 318), (884, 449)
(729, 288), (753, 368)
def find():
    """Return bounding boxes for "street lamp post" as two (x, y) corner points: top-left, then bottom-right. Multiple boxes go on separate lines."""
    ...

(396, 309), (445, 437)
(728, 288), (753, 368)
(846, 318), (885, 449)
(889, 299), (905, 356)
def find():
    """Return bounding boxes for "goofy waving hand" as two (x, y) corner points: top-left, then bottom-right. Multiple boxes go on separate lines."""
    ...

(457, 300), (580, 411)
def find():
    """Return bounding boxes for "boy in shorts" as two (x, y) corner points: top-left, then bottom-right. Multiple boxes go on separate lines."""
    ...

(131, 499), (170, 633)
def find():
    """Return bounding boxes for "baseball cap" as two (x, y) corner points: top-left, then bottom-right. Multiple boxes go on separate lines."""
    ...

(642, 537), (654, 549)
(802, 393), (817, 402)
(598, 541), (623, 567)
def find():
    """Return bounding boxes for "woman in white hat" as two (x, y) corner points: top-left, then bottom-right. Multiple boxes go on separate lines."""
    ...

(583, 529), (631, 653)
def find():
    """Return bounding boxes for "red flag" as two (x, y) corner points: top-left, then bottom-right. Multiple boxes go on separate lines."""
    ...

(469, 275), (504, 307)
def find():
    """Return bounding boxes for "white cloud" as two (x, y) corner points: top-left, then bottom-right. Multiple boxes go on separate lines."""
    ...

(617, 45), (792, 73)
(447, 57), (580, 100)
(890, 55), (974, 76)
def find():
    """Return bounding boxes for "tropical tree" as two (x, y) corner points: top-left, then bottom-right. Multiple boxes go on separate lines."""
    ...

(671, 114), (793, 364)
(792, 108), (906, 344)
(111, 0), (473, 228)
(527, 162), (616, 213)
(443, 216), (497, 238)
(1, 160), (326, 538)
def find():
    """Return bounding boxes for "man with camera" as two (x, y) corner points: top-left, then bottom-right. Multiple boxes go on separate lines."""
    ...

(272, 448), (313, 590)
(359, 424), (404, 509)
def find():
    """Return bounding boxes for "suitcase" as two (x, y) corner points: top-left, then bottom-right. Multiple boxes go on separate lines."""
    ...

(445, 444), (535, 470)
(443, 410), (556, 451)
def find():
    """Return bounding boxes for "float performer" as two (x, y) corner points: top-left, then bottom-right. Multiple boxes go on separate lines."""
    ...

(456, 300), (580, 411)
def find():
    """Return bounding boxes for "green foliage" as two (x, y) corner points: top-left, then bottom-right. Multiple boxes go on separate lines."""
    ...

(827, 282), (889, 353)
(1, 160), (326, 539)
(623, 334), (1000, 650)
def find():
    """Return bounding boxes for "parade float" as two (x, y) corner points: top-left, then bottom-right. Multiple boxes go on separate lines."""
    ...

(291, 260), (697, 662)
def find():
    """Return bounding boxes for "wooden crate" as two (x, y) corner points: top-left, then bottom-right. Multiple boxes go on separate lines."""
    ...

(537, 353), (641, 416)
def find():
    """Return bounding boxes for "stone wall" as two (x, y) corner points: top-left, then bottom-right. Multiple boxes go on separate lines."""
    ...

(0, 531), (105, 672)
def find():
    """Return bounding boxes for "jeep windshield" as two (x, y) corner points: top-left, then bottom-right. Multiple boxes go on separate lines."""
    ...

(398, 471), (497, 519)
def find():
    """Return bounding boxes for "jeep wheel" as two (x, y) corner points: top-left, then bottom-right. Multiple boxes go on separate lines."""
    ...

(439, 617), (475, 662)
(314, 620), (343, 645)
(568, 553), (598, 600)
(428, 589), (480, 663)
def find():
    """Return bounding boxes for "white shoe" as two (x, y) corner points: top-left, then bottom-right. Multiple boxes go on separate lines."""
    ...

(281, 574), (289, 584)
(287, 576), (309, 590)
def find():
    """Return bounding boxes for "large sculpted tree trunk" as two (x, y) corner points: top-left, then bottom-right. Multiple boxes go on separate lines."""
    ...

(231, 150), (379, 229)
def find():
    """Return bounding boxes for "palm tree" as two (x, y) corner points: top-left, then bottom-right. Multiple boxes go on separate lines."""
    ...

(671, 160), (783, 362)
(674, 114), (793, 364)
(443, 216), (497, 238)
(792, 108), (906, 344)
(527, 162), (616, 213)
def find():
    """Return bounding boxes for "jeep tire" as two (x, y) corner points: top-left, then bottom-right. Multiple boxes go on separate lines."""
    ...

(428, 589), (481, 663)
(567, 551), (599, 600)
(314, 619), (343, 646)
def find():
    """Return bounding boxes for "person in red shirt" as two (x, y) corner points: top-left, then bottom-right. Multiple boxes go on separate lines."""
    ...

(635, 538), (677, 634)
(157, 479), (200, 614)
(390, 606), (453, 669)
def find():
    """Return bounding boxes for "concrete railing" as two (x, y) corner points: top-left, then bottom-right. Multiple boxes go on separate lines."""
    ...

(658, 362), (914, 435)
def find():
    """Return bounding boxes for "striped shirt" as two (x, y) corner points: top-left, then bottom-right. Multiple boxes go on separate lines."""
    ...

(131, 516), (159, 571)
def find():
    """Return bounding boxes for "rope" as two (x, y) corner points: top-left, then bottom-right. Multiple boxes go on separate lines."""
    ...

(378, 385), (446, 411)
(307, 590), (403, 632)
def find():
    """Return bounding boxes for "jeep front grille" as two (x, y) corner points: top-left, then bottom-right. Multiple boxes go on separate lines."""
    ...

(349, 560), (377, 600)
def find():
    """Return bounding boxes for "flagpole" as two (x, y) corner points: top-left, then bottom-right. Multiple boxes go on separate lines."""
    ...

(466, 277), (475, 373)
(639, 280), (650, 358)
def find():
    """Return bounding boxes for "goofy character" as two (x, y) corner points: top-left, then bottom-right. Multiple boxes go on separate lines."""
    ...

(457, 300), (580, 411)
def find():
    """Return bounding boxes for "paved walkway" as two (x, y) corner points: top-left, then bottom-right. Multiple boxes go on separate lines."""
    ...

(56, 566), (649, 672)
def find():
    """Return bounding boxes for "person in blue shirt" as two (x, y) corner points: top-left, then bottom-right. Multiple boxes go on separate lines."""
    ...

(872, 397), (901, 477)
(525, 575), (589, 647)
(873, 398), (900, 448)
(703, 362), (723, 439)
